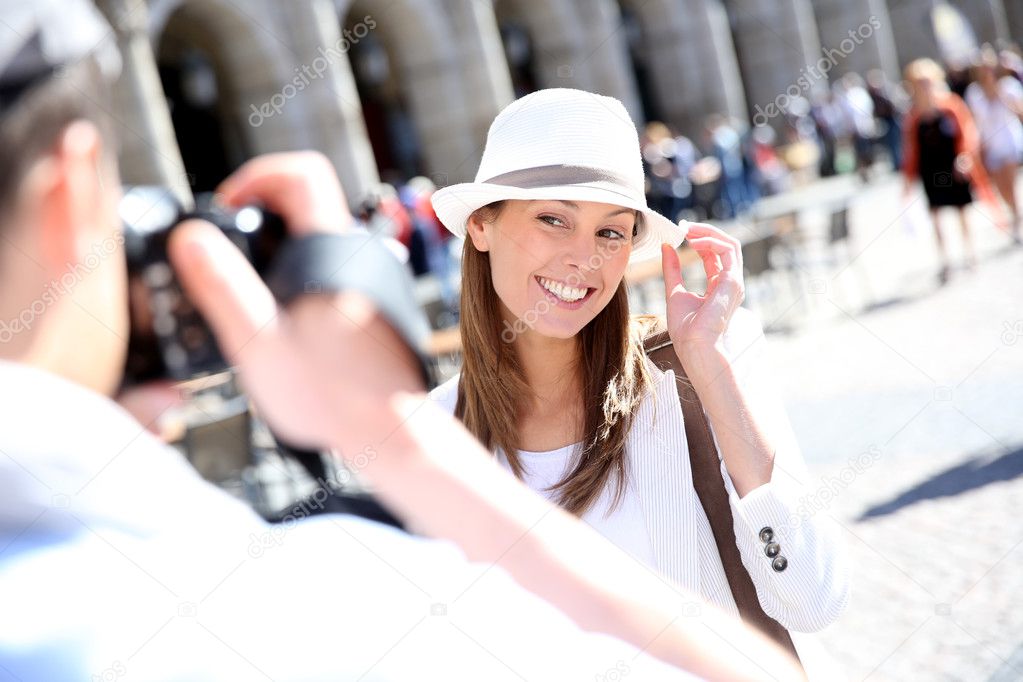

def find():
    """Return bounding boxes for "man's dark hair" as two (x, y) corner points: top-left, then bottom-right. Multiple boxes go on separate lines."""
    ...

(0, 56), (117, 219)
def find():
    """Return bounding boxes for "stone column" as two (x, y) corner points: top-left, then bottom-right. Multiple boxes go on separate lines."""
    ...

(623, 0), (746, 138)
(94, 0), (190, 204)
(810, 0), (901, 82)
(886, 0), (945, 70)
(280, 0), (381, 204)
(727, 0), (824, 129)
(569, 0), (645, 125)
(1006, 0), (1023, 45)
(950, 0), (1010, 46)
(440, 0), (517, 181)
(494, 0), (595, 91)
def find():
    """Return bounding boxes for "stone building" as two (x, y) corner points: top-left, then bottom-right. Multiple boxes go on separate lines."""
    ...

(92, 0), (1023, 208)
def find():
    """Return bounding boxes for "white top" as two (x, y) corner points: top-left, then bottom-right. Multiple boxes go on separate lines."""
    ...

(502, 442), (660, 568)
(966, 77), (1023, 160)
(431, 307), (850, 679)
(0, 360), (693, 681)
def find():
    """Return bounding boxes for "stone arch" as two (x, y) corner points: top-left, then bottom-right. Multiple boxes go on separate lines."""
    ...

(493, 0), (593, 91)
(726, 0), (823, 132)
(618, 0), (746, 138)
(148, 0), (310, 191)
(810, 0), (900, 83)
(338, 0), (478, 184)
(566, 0), (645, 124)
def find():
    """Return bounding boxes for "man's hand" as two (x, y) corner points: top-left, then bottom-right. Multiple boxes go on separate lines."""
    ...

(214, 152), (354, 234)
(168, 152), (423, 452)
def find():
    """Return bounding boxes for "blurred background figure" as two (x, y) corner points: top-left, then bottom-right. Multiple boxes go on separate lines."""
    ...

(999, 46), (1023, 84)
(837, 73), (876, 181)
(704, 113), (752, 219)
(641, 121), (696, 222)
(866, 68), (907, 172)
(810, 88), (844, 178)
(400, 176), (460, 325)
(901, 58), (985, 284)
(747, 123), (788, 197)
(966, 46), (1023, 242)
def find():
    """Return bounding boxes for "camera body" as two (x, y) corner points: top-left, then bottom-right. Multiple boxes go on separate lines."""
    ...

(120, 187), (286, 385)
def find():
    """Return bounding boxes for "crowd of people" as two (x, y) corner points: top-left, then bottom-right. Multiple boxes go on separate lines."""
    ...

(619, 44), (1023, 286)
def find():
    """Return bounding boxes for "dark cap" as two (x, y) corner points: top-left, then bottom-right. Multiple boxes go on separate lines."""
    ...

(0, 0), (121, 111)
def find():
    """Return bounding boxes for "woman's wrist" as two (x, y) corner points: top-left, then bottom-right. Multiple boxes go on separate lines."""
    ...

(674, 340), (731, 386)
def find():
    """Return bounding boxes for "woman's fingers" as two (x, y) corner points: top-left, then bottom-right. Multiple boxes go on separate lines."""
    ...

(661, 243), (687, 300)
(685, 235), (745, 302)
(686, 236), (728, 276)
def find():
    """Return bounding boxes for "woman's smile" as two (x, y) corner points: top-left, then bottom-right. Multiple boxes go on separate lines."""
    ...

(534, 275), (598, 309)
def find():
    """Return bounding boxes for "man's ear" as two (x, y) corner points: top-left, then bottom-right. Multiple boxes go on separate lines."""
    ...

(465, 212), (491, 252)
(27, 121), (108, 275)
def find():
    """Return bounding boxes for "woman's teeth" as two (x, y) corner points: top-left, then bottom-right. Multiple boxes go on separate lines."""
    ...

(538, 276), (588, 302)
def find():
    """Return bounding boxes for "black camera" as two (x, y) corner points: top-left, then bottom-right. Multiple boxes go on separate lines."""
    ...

(120, 186), (286, 385)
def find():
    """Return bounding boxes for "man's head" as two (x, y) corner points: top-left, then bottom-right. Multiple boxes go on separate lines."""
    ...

(0, 1), (127, 395)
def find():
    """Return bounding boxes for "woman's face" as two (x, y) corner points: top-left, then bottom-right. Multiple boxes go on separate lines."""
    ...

(910, 76), (937, 110)
(467, 199), (635, 340)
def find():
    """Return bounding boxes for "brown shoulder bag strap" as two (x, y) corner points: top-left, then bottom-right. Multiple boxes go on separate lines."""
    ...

(644, 328), (803, 669)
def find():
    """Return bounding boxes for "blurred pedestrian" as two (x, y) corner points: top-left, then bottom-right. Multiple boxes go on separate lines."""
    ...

(1000, 46), (1023, 85)
(837, 73), (876, 180)
(748, 124), (788, 196)
(966, 47), (1023, 242)
(810, 89), (842, 177)
(705, 113), (751, 218)
(902, 58), (998, 285)
(401, 176), (460, 322)
(867, 69), (907, 172)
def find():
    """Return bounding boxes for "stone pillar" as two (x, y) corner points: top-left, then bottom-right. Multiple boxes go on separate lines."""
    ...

(623, 0), (746, 138)
(727, 0), (823, 129)
(569, 0), (645, 125)
(950, 0), (1010, 46)
(146, 0), (313, 174)
(440, 0), (516, 181)
(94, 0), (190, 204)
(342, 0), (480, 184)
(494, 0), (595, 91)
(810, 0), (901, 82)
(1006, 0), (1023, 45)
(280, 0), (381, 205)
(886, 0), (945, 70)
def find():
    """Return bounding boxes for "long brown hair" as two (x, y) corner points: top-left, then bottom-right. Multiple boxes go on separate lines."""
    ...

(454, 201), (657, 516)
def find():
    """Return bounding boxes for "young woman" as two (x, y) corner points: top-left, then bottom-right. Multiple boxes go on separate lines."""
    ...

(966, 47), (1023, 242)
(902, 58), (1000, 285)
(429, 88), (848, 671)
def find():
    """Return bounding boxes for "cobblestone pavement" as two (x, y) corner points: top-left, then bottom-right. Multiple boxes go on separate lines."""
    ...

(739, 173), (1023, 681)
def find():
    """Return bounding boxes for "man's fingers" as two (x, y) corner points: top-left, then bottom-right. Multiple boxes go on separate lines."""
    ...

(214, 152), (350, 236)
(115, 381), (186, 441)
(167, 219), (281, 363)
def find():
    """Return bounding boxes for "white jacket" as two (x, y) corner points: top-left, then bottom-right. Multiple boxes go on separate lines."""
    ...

(429, 307), (850, 637)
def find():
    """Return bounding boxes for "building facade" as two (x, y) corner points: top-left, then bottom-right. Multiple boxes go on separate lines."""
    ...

(93, 0), (1023, 208)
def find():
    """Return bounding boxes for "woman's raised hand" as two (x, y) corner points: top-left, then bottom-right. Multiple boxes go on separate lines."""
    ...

(660, 222), (745, 363)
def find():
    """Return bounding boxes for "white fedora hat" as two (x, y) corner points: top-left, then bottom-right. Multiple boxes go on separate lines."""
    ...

(430, 88), (688, 263)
